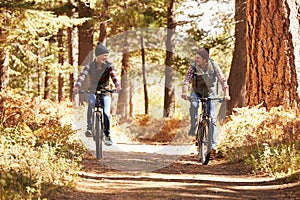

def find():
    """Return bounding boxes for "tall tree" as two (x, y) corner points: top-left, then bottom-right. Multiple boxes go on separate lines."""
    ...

(67, 26), (74, 102)
(0, 8), (11, 91)
(140, 31), (149, 115)
(78, 1), (93, 66)
(0, 50), (9, 91)
(77, 1), (93, 103)
(246, 0), (299, 109)
(98, 0), (109, 44)
(67, 0), (75, 101)
(117, 36), (130, 122)
(44, 65), (51, 99)
(58, 29), (64, 102)
(164, 0), (176, 118)
(227, 0), (246, 114)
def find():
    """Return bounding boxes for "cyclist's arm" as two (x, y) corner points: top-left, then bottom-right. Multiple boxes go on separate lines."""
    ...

(108, 65), (121, 91)
(181, 65), (193, 99)
(211, 61), (231, 101)
(73, 64), (90, 92)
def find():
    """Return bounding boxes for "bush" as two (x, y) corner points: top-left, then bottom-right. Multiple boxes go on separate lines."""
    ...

(220, 105), (300, 178)
(246, 143), (300, 177)
(0, 89), (86, 199)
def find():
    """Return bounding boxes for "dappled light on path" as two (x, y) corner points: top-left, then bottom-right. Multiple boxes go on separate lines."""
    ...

(53, 154), (300, 200)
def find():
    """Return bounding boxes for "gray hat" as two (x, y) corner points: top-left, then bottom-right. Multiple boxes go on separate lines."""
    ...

(95, 42), (109, 56)
(196, 48), (209, 60)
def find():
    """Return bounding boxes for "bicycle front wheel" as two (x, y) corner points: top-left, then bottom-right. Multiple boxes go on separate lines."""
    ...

(93, 112), (103, 160)
(198, 119), (210, 165)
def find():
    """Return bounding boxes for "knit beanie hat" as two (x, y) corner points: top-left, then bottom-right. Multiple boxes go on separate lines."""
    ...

(196, 48), (209, 60)
(95, 42), (109, 56)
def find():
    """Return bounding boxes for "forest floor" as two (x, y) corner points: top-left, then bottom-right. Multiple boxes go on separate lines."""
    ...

(49, 148), (300, 200)
(48, 108), (300, 200)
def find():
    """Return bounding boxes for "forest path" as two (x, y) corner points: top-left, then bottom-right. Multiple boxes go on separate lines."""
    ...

(51, 139), (300, 200)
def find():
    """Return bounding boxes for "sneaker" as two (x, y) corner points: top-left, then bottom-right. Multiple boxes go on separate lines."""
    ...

(215, 150), (225, 158)
(104, 136), (113, 146)
(85, 130), (92, 137)
(209, 149), (216, 160)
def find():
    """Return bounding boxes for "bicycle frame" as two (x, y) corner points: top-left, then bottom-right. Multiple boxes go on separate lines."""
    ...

(79, 89), (116, 160)
(93, 92), (104, 159)
(189, 97), (224, 165)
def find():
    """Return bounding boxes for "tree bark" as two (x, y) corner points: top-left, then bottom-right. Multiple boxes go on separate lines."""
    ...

(78, 1), (93, 103)
(164, 0), (176, 118)
(246, 0), (299, 109)
(67, 27), (74, 101)
(99, 0), (109, 44)
(0, 10), (9, 91)
(0, 50), (8, 91)
(44, 65), (50, 100)
(78, 3), (93, 66)
(286, 0), (300, 93)
(58, 29), (64, 102)
(67, 0), (75, 102)
(117, 37), (130, 123)
(227, 0), (247, 114)
(141, 31), (149, 115)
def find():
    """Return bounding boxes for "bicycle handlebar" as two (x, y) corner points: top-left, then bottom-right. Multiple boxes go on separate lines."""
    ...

(187, 97), (225, 102)
(79, 89), (117, 94)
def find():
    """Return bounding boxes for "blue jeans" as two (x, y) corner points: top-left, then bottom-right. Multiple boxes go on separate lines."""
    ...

(87, 94), (111, 137)
(189, 91), (217, 150)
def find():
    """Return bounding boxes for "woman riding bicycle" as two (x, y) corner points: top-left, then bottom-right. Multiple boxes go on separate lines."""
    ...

(181, 48), (230, 158)
(73, 42), (121, 146)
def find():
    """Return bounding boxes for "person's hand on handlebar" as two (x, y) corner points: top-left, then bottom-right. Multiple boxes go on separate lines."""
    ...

(224, 87), (231, 101)
(181, 93), (188, 100)
(224, 95), (231, 101)
(116, 84), (122, 92)
(181, 84), (188, 100)
(73, 86), (79, 94)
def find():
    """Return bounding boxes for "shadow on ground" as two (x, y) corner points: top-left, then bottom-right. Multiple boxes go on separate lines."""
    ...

(48, 152), (300, 200)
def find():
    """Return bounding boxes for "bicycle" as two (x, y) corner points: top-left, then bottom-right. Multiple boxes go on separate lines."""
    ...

(188, 97), (224, 165)
(79, 88), (117, 160)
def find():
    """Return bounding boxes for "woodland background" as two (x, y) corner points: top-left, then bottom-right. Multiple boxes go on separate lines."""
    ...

(0, 0), (300, 199)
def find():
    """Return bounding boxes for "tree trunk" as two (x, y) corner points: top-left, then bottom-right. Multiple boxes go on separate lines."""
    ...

(227, 0), (247, 114)
(141, 31), (149, 115)
(78, 1), (93, 103)
(58, 74), (64, 102)
(117, 38), (130, 123)
(164, 0), (176, 118)
(286, 0), (300, 93)
(99, 0), (109, 44)
(44, 65), (50, 100)
(0, 50), (8, 91)
(58, 29), (64, 102)
(129, 79), (134, 118)
(246, 0), (299, 109)
(0, 10), (9, 91)
(67, 0), (76, 102)
(78, 4), (93, 66)
(67, 27), (74, 101)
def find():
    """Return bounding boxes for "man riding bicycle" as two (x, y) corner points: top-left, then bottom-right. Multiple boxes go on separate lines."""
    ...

(73, 42), (121, 146)
(181, 48), (230, 158)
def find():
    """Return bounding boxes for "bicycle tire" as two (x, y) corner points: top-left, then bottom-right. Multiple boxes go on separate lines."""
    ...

(93, 112), (102, 159)
(198, 119), (210, 165)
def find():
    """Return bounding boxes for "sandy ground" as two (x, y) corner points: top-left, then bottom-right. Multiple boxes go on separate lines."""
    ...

(49, 147), (300, 200)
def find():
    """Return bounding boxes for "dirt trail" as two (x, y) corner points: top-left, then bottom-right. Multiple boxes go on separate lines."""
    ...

(51, 151), (300, 200)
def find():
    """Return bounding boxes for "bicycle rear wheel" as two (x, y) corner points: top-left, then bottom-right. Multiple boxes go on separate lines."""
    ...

(198, 119), (210, 165)
(93, 112), (103, 159)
